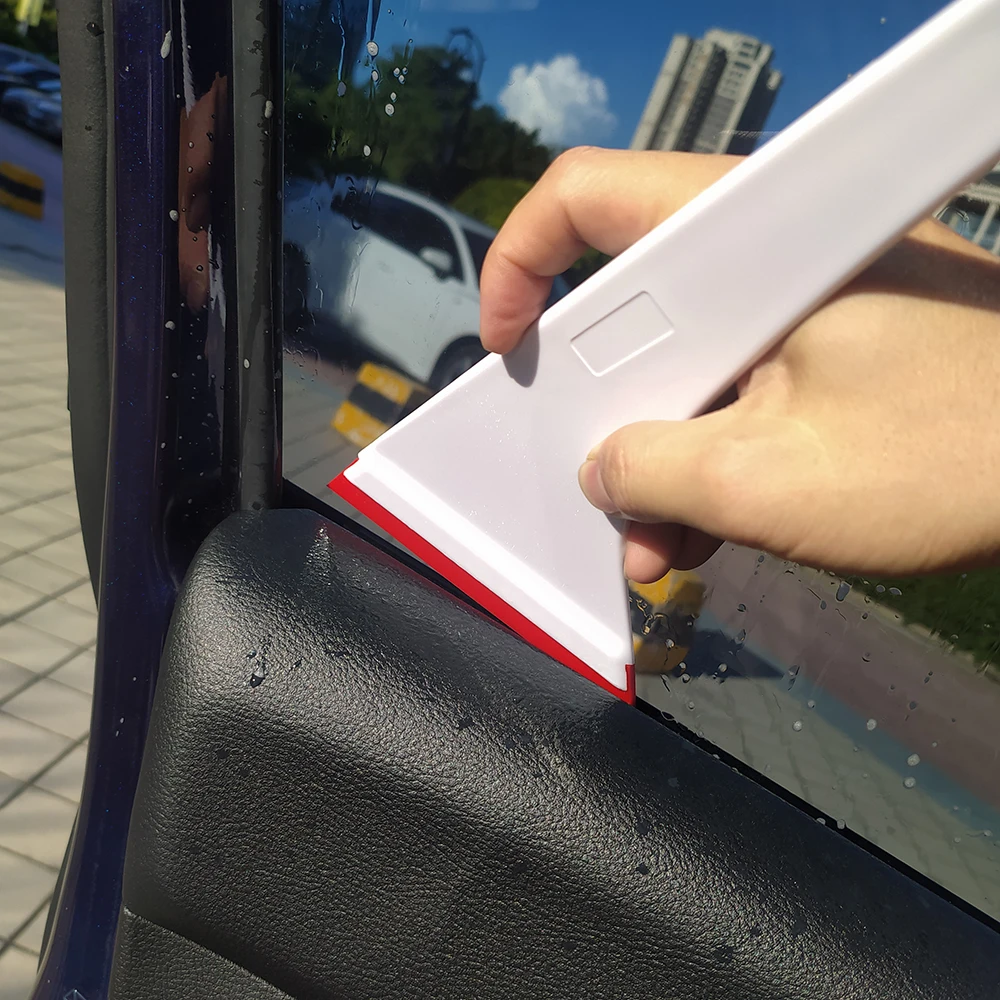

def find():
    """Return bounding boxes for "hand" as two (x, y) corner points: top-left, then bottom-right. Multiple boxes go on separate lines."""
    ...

(479, 147), (1000, 583)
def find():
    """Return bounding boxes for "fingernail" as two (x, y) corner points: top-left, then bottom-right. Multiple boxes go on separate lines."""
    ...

(579, 459), (618, 514)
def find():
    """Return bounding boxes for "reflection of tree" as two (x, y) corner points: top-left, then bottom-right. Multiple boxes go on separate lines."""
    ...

(285, 0), (380, 92)
(848, 570), (1000, 675)
(285, 41), (552, 214)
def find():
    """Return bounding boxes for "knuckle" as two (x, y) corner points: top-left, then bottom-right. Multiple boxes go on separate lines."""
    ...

(550, 145), (600, 185)
(599, 430), (641, 515)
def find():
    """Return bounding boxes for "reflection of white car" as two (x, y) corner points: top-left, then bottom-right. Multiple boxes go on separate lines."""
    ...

(284, 176), (568, 389)
(1, 77), (61, 141)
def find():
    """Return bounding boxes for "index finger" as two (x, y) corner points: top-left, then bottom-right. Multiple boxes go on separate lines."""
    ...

(479, 148), (738, 354)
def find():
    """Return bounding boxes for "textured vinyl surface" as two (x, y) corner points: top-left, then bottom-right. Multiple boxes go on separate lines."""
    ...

(111, 509), (1000, 999)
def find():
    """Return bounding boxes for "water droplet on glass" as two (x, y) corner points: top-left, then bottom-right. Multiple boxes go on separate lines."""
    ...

(385, 103), (395, 116)
(665, 638), (675, 649)
(807, 699), (816, 709)
(170, 371), (178, 379)
(792, 720), (803, 732)
(686, 700), (695, 710)
(907, 753), (920, 767)
(954, 836), (962, 844)
(264, 99), (273, 119)
(737, 603), (746, 612)
(835, 581), (851, 602)
(337, 81), (347, 97)
(861, 612), (869, 620)
(866, 718), (877, 731)
(195, 264), (203, 272)
(165, 320), (176, 330)
(903, 776), (916, 789)
(861, 652), (871, 662)
(836, 819), (845, 830)
(160, 29), (172, 59)
(390, 91), (397, 101)
(681, 673), (691, 683)
(243, 358), (250, 369)
(931, 741), (938, 748)
(875, 585), (885, 595)
(735, 629), (746, 643)
(169, 209), (179, 222)
(718, 663), (727, 673)
(880, 16), (887, 24)
(757, 554), (765, 564)
(820, 600), (827, 610)
(908, 700), (918, 711)
(186, 165), (194, 173)
(366, 40), (379, 56)
(249, 662), (267, 687)
(371, 69), (380, 82)
(889, 587), (902, 596)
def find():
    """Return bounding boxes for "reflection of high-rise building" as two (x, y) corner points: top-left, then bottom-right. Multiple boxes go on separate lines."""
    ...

(631, 29), (782, 156)
(938, 162), (1000, 257)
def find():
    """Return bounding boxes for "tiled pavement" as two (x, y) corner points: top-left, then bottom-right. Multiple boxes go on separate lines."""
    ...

(0, 253), (94, 999)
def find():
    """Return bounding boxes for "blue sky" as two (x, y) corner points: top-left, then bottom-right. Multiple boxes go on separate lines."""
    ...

(374, 0), (948, 148)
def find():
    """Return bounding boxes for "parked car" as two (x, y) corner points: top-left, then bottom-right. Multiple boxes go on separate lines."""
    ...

(284, 175), (569, 389)
(1, 76), (61, 140)
(0, 56), (58, 100)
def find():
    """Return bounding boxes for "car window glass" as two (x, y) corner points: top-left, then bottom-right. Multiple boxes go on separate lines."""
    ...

(363, 190), (462, 278)
(462, 228), (493, 284)
(282, 0), (1000, 922)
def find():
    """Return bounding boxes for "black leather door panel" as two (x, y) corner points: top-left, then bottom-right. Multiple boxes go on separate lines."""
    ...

(109, 509), (1000, 999)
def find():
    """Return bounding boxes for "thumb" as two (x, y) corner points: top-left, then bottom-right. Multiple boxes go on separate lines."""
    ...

(578, 405), (761, 540)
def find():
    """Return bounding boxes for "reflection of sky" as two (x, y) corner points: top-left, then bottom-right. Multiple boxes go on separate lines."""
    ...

(381, 0), (949, 148)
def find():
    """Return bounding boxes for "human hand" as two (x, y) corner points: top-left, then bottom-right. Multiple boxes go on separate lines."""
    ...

(479, 147), (1000, 583)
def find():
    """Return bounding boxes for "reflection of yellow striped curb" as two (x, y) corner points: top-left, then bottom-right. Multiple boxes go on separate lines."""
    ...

(332, 362), (432, 448)
(0, 163), (44, 221)
(631, 570), (706, 674)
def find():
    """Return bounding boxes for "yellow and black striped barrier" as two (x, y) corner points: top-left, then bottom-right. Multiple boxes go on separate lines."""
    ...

(631, 570), (706, 674)
(332, 362), (432, 448)
(0, 162), (44, 221)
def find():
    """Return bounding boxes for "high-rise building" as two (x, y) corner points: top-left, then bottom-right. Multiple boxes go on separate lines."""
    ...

(630, 29), (782, 156)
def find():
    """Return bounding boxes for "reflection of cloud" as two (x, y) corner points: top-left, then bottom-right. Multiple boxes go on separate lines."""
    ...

(419, 0), (537, 9)
(498, 54), (616, 145)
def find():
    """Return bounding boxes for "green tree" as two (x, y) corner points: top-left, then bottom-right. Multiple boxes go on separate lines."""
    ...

(451, 177), (532, 231)
(0, 0), (59, 62)
(284, 42), (553, 206)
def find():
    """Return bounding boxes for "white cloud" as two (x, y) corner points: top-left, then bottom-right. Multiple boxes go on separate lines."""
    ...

(498, 54), (616, 146)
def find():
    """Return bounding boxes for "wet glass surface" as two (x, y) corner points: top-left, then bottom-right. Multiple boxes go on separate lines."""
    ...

(281, 0), (1000, 919)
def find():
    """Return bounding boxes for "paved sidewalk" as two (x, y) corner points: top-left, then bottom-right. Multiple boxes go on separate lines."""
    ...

(0, 235), (95, 999)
